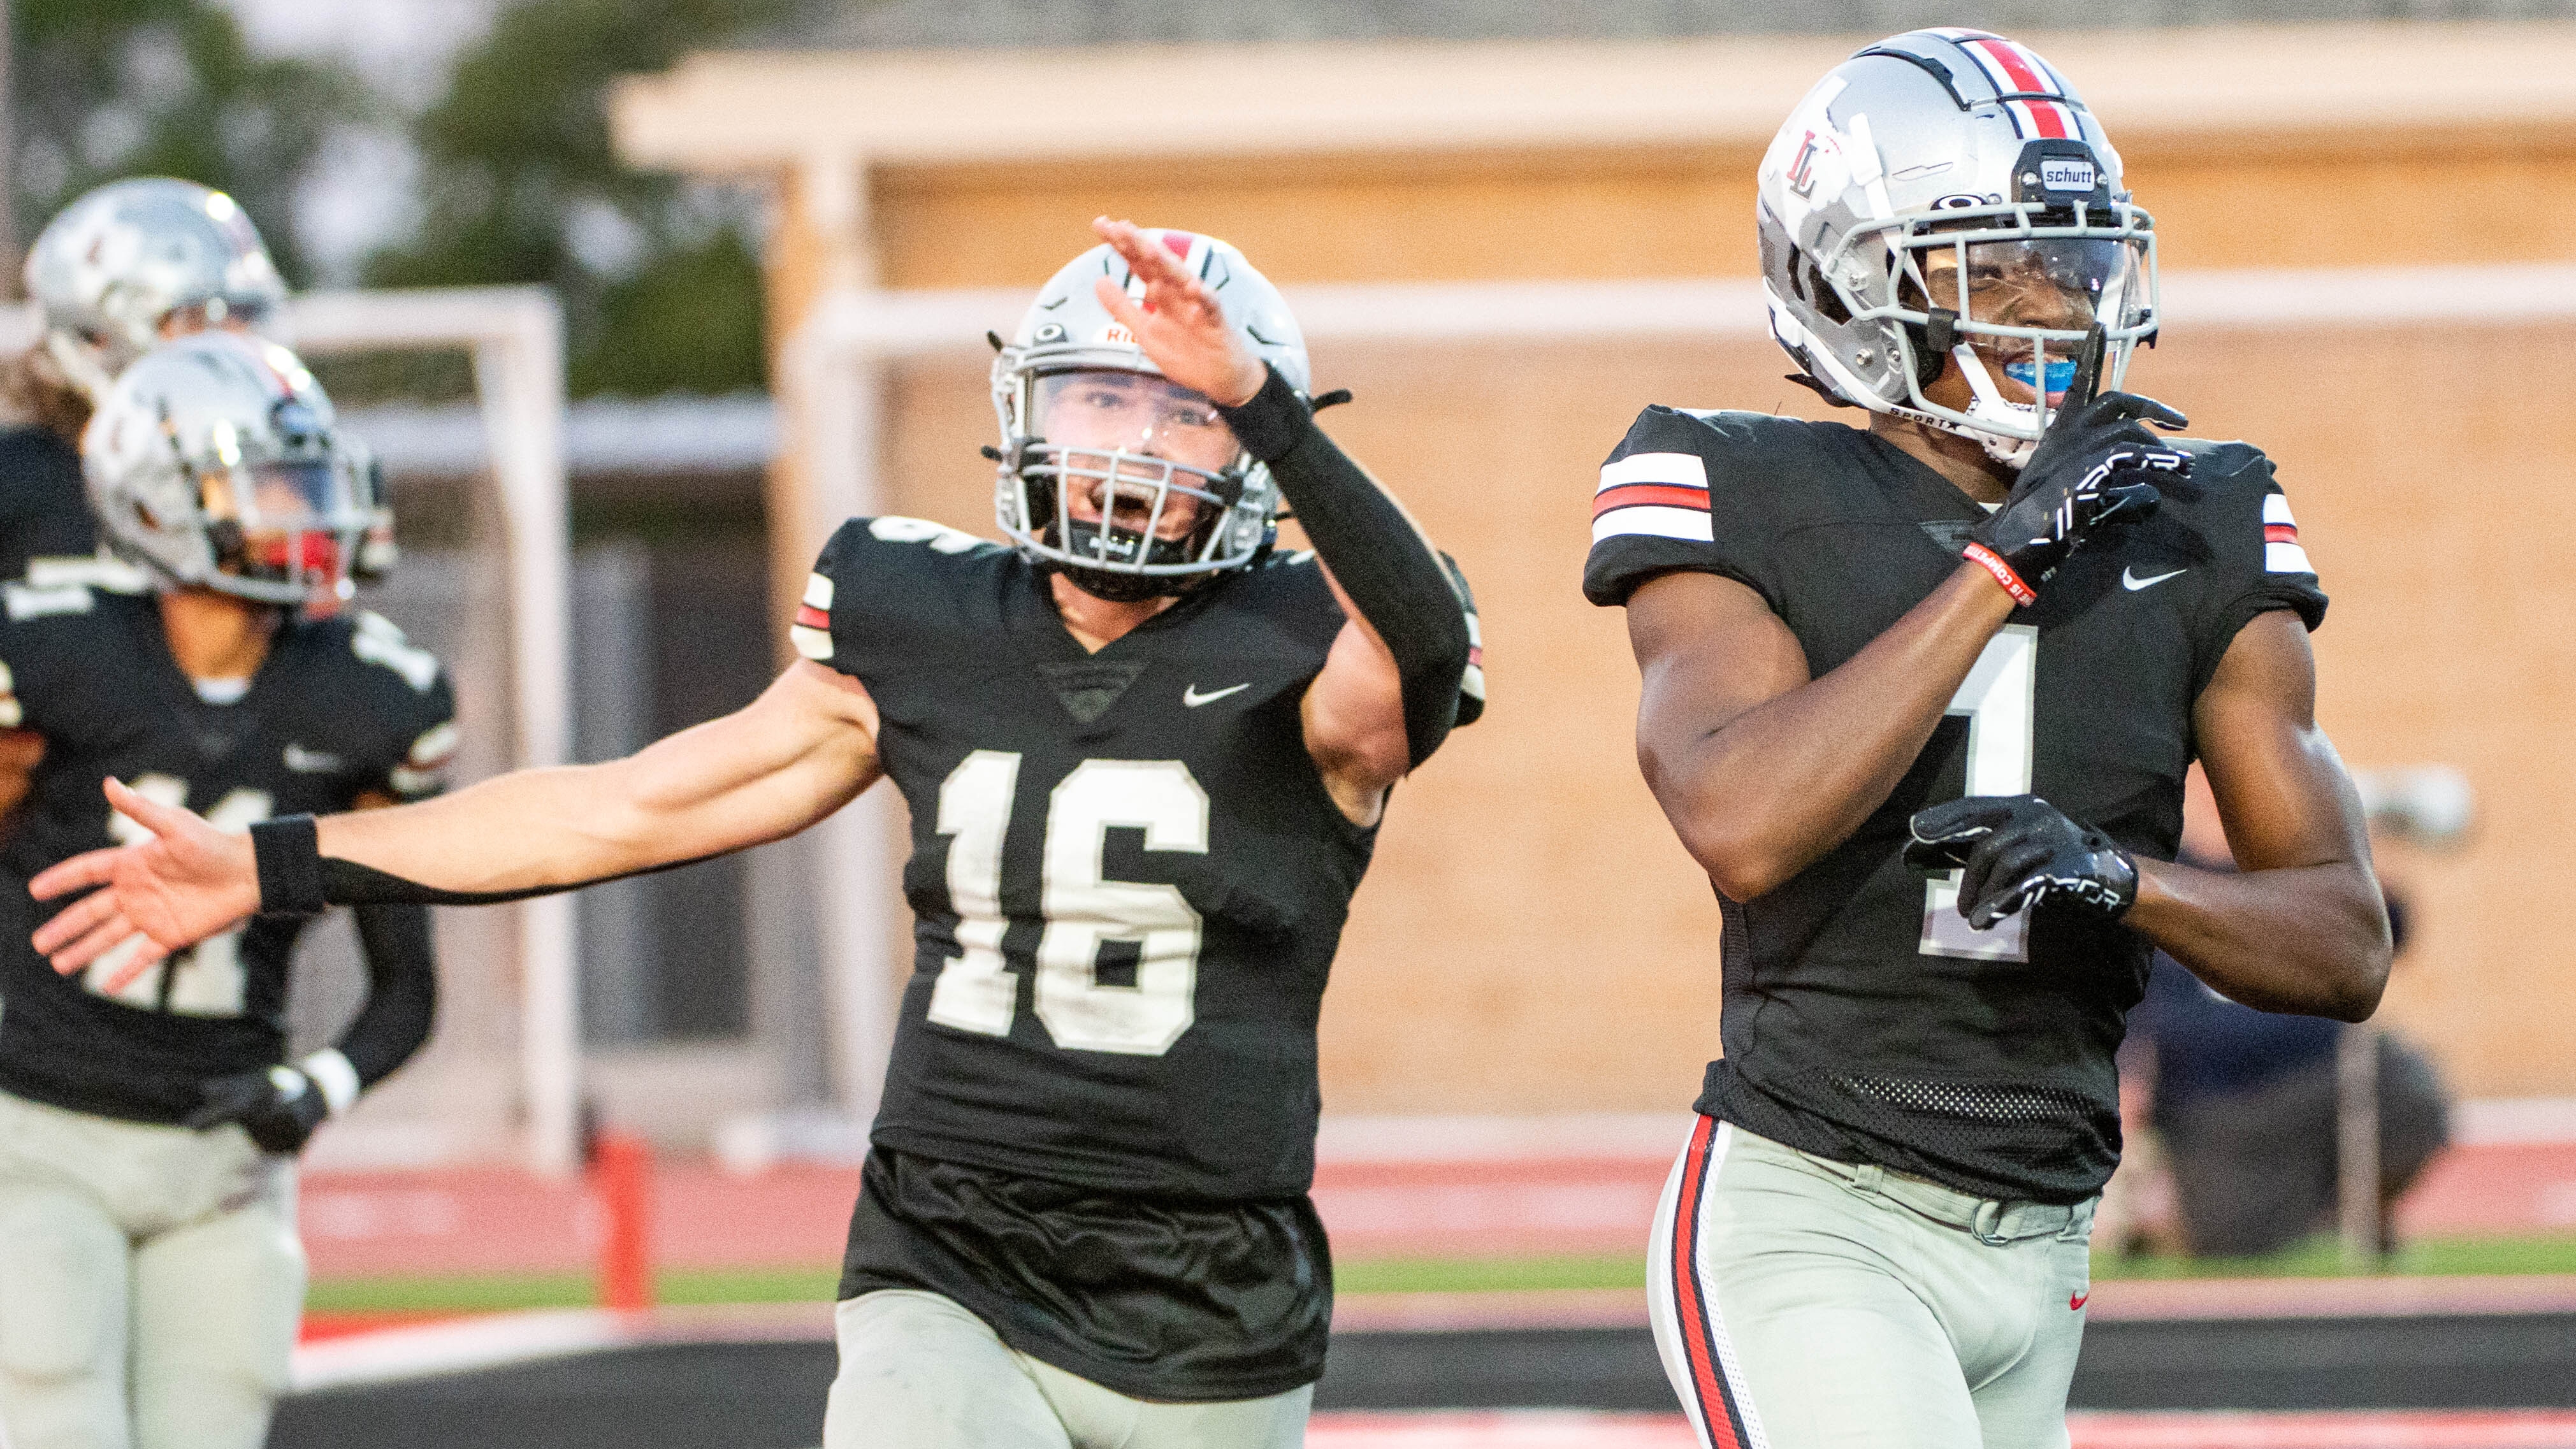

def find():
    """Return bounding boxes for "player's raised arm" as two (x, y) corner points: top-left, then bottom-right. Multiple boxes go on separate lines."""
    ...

(31, 658), (884, 975)
(1090, 216), (1472, 819)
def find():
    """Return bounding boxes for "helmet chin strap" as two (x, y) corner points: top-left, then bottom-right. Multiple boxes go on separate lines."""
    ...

(1951, 344), (2042, 472)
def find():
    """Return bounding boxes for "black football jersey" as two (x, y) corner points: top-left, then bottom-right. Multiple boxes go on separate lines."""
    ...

(0, 586), (455, 1123)
(0, 426), (99, 583)
(802, 516), (1393, 1204)
(807, 515), (1480, 1399)
(1584, 408), (2327, 1204)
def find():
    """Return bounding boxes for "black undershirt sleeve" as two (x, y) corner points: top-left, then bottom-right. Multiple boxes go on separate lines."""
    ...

(336, 904), (438, 1088)
(250, 816), (726, 912)
(1217, 364), (1472, 768)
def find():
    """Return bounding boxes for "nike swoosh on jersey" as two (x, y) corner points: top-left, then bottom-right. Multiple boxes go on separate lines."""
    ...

(1182, 682), (1253, 707)
(2122, 566), (2187, 592)
(283, 744), (344, 773)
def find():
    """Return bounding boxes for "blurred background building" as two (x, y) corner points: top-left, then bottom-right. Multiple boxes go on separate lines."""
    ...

(18, 0), (2575, 1173)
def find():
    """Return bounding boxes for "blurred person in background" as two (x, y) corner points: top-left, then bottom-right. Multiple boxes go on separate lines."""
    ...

(0, 333), (452, 1449)
(2120, 770), (2450, 1259)
(27, 217), (1481, 1449)
(1586, 29), (2389, 1449)
(1, 178), (290, 587)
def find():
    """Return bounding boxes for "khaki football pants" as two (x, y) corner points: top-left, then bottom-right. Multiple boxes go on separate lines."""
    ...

(1649, 1118), (2097, 1449)
(0, 1089), (303, 1449)
(824, 1289), (1311, 1449)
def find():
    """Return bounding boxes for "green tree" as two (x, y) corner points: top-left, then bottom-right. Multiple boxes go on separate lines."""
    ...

(13, 0), (369, 285)
(364, 0), (793, 398)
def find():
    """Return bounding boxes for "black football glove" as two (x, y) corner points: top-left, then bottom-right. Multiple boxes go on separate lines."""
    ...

(1964, 392), (2188, 606)
(1904, 793), (2139, 929)
(185, 1064), (331, 1155)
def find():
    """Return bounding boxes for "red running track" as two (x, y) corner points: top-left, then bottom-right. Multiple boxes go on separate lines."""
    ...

(296, 1141), (2576, 1280)
(1305, 1413), (2576, 1448)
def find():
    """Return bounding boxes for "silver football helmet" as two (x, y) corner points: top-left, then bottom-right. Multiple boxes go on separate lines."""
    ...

(26, 178), (289, 400)
(1756, 29), (2159, 468)
(990, 231), (1309, 601)
(83, 333), (374, 609)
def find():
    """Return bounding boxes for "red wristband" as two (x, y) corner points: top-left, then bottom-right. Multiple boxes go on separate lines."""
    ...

(1962, 542), (2037, 608)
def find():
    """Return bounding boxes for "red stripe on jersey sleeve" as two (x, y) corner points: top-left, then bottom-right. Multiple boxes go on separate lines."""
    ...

(2265, 524), (2299, 544)
(1592, 482), (1712, 519)
(795, 604), (831, 630)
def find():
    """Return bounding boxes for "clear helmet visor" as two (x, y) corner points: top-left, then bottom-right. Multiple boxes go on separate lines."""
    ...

(1031, 369), (1241, 473)
(1027, 369), (1245, 547)
(199, 456), (370, 603)
(1909, 235), (2148, 406)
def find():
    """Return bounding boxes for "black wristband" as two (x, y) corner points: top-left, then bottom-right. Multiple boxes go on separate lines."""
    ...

(1213, 364), (1315, 464)
(249, 816), (326, 917)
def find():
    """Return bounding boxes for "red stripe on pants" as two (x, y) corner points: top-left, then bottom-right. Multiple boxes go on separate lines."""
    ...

(1670, 1117), (1751, 1449)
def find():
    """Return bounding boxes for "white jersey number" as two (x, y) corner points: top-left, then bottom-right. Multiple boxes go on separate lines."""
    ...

(92, 775), (274, 1015)
(927, 754), (1210, 1056)
(1918, 624), (2037, 963)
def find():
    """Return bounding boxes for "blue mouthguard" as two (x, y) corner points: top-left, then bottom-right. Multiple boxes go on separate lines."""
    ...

(2005, 357), (2079, 394)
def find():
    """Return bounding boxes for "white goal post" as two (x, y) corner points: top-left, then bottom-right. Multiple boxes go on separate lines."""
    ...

(777, 259), (2572, 1174)
(0, 287), (581, 1177)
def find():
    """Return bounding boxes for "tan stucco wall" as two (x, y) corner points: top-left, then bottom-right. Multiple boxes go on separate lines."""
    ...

(860, 128), (2576, 290)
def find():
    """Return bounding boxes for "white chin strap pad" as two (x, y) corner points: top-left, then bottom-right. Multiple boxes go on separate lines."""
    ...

(1951, 344), (2041, 472)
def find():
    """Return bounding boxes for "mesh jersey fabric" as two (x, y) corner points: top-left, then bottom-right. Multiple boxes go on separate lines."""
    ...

(838, 1148), (1332, 1401)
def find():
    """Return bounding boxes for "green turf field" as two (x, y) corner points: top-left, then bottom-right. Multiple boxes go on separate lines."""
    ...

(304, 1235), (2576, 1316)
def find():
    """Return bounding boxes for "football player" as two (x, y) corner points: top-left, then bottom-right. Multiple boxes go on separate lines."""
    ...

(1584, 31), (2389, 1449)
(0, 332), (452, 1449)
(30, 217), (1480, 1449)
(1, 178), (293, 588)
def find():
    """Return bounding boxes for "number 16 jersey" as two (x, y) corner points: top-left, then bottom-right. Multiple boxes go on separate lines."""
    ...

(800, 516), (1383, 1205)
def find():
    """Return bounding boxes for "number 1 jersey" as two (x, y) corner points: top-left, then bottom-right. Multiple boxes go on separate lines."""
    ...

(1584, 408), (2328, 1204)
(801, 517), (1384, 1204)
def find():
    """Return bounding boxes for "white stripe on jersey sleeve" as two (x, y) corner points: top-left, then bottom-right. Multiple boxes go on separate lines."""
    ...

(2263, 494), (2296, 526)
(2267, 542), (2315, 575)
(1593, 505), (1714, 545)
(804, 572), (834, 610)
(1596, 451), (1711, 494)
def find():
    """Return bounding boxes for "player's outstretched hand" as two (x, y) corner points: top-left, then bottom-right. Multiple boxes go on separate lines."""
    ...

(1905, 793), (2138, 928)
(1966, 392), (2188, 605)
(185, 1065), (329, 1155)
(1089, 215), (1267, 408)
(29, 777), (261, 989)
